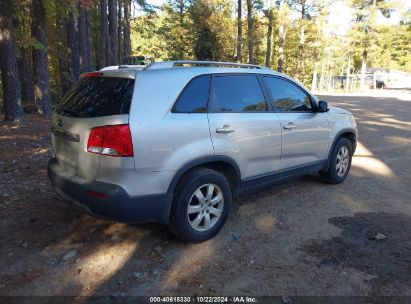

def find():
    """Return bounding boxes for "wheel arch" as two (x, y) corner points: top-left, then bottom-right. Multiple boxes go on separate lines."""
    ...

(166, 155), (242, 197)
(323, 128), (357, 172)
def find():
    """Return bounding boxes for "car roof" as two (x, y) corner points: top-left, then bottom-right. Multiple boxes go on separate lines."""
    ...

(98, 60), (287, 78)
(95, 60), (312, 96)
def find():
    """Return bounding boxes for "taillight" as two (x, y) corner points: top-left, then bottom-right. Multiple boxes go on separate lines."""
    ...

(87, 124), (133, 157)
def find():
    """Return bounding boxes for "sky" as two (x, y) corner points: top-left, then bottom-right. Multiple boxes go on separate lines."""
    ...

(146, 0), (166, 6)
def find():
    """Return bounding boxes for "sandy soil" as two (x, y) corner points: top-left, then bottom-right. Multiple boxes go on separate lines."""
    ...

(0, 90), (410, 297)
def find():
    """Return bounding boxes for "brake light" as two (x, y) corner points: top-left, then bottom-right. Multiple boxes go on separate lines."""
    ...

(86, 190), (110, 199)
(87, 124), (133, 157)
(83, 72), (103, 77)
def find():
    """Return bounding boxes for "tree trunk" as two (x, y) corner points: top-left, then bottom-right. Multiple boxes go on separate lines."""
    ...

(0, 0), (25, 123)
(67, 8), (80, 83)
(295, 0), (306, 80)
(265, 9), (273, 67)
(236, 0), (242, 63)
(123, 0), (131, 61)
(319, 55), (326, 92)
(56, 0), (71, 96)
(311, 63), (318, 92)
(295, 25), (305, 80)
(17, 48), (35, 106)
(108, 0), (118, 65)
(12, 14), (35, 107)
(360, 51), (367, 91)
(246, 0), (254, 64)
(78, 2), (87, 73)
(118, 0), (123, 64)
(326, 52), (332, 92)
(178, 1), (185, 60)
(99, 0), (109, 68)
(31, 0), (52, 117)
(85, 8), (93, 71)
(277, 24), (286, 72)
(77, 1), (92, 72)
(345, 59), (350, 91)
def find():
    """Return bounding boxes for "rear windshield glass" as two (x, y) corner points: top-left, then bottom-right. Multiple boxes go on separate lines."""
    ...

(56, 77), (134, 118)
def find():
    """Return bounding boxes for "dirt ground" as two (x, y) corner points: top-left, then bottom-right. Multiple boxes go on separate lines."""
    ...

(1, 90), (411, 298)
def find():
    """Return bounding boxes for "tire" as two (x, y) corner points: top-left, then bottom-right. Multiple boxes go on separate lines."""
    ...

(168, 168), (232, 243)
(320, 137), (353, 184)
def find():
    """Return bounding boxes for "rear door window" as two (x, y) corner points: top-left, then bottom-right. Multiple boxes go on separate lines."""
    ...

(210, 75), (268, 112)
(56, 76), (135, 118)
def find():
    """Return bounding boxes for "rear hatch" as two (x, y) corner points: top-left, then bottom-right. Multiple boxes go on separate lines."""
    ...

(51, 72), (135, 180)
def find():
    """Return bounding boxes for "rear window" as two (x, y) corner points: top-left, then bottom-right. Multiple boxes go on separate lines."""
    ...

(56, 77), (135, 118)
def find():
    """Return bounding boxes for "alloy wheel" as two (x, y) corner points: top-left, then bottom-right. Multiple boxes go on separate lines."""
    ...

(187, 183), (224, 232)
(336, 145), (350, 177)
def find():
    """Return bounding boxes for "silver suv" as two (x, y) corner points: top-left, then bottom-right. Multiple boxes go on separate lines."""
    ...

(48, 61), (357, 243)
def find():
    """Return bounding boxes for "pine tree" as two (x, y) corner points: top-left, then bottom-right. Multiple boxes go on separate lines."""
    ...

(78, 1), (88, 72)
(264, 3), (275, 67)
(67, 4), (81, 82)
(56, 0), (71, 95)
(160, 0), (192, 60)
(0, 0), (25, 123)
(123, 0), (131, 61)
(99, 0), (109, 68)
(14, 5), (35, 106)
(190, 0), (218, 60)
(246, 0), (254, 64)
(31, 0), (52, 117)
(108, 0), (118, 65)
(85, 7), (93, 70)
(277, 0), (290, 72)
(118, 0), (123, 64)
(237, 0), (243, 62)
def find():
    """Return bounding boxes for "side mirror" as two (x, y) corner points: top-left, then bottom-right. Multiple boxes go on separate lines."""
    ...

(318, 100), (329, 112)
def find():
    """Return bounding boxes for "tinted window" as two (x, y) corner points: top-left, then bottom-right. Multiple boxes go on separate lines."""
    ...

(173, 75), (210, 113)
(56, 76), (134, 118)
(264, 77), (312, 112)
(210, 75), (267, 112)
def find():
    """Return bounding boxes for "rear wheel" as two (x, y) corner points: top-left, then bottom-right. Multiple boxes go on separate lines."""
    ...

(169, 168), (232, 243)
(320, 137), (353, 184)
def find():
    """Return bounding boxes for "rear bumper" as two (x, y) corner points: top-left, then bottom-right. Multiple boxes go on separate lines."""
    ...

(48, 158), (172, 224)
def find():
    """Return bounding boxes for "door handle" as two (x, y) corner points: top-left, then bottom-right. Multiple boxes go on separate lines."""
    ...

(283, 123), (296, 130)
(216, 125), (235, 134)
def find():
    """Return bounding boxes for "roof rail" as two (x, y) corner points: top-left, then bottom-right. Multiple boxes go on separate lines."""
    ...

(145, 60), (266, 70)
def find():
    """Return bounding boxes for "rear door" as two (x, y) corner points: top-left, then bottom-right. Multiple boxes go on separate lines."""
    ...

(262, 76), (330, 171)
(207, 74), (282, 179)
(51, 73), (135, 180)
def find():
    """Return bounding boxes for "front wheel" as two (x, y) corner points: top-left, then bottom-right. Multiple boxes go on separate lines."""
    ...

(169, 168), (232, 243)
(320, 137), (353, 184)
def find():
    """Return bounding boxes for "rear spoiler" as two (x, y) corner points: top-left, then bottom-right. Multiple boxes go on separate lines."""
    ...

(99, 65), (146, 71)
